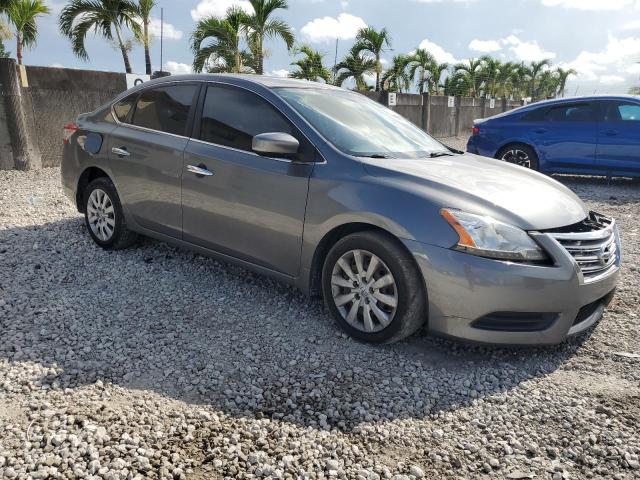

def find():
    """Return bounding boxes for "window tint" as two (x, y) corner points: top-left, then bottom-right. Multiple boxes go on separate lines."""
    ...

(545, 103), (594, 122)
(520, 107), (546, 122)
(113, 94), (137, 123)
(199, 85), (293, 151)
(603, 101), (640, 122)
(132, 84), (198, 136)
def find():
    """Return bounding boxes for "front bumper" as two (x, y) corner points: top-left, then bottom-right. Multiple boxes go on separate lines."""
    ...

(404, 228), (621, 345)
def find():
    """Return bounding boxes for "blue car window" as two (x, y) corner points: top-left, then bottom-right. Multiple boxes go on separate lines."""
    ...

(545, 104), (593, 122)
(618, 104), (640, 121)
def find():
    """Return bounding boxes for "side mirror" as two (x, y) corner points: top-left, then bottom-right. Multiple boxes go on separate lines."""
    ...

(252, 132), (299, 156)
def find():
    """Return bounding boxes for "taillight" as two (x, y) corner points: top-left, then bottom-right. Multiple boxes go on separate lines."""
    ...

(472, 126), (480, 136)
(63, 123), (78, 145)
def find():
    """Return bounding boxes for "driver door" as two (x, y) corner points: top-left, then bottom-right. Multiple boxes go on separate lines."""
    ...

(181, 84), (315, 277)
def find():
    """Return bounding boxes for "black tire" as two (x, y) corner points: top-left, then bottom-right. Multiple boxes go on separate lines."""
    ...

(496, 143), (539, 170)
(321, 231), (427, 344)
(83, 177), (138, 250)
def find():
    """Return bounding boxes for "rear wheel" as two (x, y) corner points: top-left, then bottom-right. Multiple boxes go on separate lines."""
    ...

(322, 231), (427, 343)
(84, 177), (137, 250)
(497, 143), (539, 170)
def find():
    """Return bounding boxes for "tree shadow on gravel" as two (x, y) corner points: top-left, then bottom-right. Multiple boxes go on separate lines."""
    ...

(0, 216), (599, 432)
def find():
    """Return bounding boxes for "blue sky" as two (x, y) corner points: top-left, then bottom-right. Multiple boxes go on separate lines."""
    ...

(14, 0), (640, 94)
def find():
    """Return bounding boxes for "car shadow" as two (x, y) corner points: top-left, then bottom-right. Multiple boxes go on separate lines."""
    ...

(0, 216), (596, 432)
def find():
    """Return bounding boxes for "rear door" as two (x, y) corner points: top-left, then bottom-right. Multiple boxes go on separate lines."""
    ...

(181, 83), (315, 277)
(530, 101), (598, 172)
(108, 83), (200, 238)
(595, 99), (640, 175)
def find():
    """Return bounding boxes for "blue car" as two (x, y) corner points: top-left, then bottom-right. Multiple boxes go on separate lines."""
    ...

(467, 95), (640, 178)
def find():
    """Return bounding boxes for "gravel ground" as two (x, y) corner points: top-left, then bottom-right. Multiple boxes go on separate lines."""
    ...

(0, 167), (638, 480)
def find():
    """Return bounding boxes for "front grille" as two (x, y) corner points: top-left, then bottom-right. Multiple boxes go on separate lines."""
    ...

(548, 212), (620, 282)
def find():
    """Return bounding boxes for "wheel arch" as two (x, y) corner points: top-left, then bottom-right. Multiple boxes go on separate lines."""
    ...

(76, 166), (111, 213)
(307, 222), (427, 305)
(495, 139), (540, 160)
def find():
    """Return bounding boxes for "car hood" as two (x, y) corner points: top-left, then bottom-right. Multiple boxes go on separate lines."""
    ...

(361, 153), (588, 231)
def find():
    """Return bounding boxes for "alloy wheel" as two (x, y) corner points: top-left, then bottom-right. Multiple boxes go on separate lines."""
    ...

(501, 149), (531, 168)
(330, 249), (398, 333)
(87, 189), (116, 242)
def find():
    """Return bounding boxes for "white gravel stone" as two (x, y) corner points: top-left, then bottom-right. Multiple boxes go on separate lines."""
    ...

(0, 168), (638, 479)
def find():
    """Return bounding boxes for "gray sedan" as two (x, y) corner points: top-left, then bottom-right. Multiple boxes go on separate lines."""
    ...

(61, 75), (621, 345)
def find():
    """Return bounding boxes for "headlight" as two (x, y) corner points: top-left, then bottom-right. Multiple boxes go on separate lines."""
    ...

(440, 208), (548, 262)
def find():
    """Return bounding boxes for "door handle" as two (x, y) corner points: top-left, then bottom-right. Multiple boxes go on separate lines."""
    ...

(112, 146), (130, 157)
(534, 128), (547, 134)
(603, 129), (618, 136)
(186, 164), (214, 177)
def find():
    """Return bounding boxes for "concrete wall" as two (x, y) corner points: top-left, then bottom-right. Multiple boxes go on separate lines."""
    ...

(0, 60), (127, 170)
(24, 66), (126, 167)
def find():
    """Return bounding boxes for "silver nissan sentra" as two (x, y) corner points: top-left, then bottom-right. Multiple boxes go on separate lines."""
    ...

(61, 74), (621, 345)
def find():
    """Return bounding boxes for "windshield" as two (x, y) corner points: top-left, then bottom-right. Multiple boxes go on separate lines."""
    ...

(276, 87), (451, 158)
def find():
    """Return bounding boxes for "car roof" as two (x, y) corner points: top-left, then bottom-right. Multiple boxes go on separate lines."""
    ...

(138, 73), (343, 91)
(524, 94), (640, 109)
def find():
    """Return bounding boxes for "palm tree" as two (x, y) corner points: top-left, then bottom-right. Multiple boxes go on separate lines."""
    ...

(555, 67), (576, 97)
(60, 0), (141, 74)
(454, 58), (483, 97)
(407, 48), (435, 94)
(245, 0), (294, 75)
(0, 19), (11, 57)
(629, 86), (640, 95)
(479, 55), (501, 98)
(494, 61), (516, 99)
(353, 26), (390, 92)
(191, 7), (254, 73)
(5, 0), (49, 65)
(510, 62), (530, 100)
(135, 0), (155, 75)
(442, 71), (472, 97)
(429, 62), (448, 95)
(527, 58), (552, 100)
(334, 44), (376, 91)
(290, 45), (330, 83)
(381, 54), (410, 92)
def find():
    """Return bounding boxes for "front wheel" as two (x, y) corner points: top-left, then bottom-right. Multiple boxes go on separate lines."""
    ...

(322, 231), (427, 344)
(497, 143), (539, 170)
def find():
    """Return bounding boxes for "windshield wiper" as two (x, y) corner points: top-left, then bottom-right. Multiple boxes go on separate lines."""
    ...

(360, 154), (391, 159)
(429, 151), (455, 158)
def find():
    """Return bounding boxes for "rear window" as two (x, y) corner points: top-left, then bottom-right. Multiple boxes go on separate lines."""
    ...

(131, 84), (199, 136)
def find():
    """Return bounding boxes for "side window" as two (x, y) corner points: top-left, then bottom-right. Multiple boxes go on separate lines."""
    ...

(603, 101), (640, 122)
(131, 84), (199, 136)
(113, 94), (137, 123)
(545, 103), (594, 122)
(520, 107), (546, 122)
(199, 85), (294, 152)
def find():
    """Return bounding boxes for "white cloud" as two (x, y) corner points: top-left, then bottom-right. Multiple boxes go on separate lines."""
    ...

(600, 75), (626, 84)
(502, 35), (556, 62)
(412, 0), (476, 3)
(165, 61), (193, 75)
(417, 39), (459, 64)
(270, 69), (290, 77)
(191, 0), (253, 21)
(468, 39), (501, 53)
(300, 13), (366, 43)
(148, 19), (183, 40)
(560, 34), (640, 85)
(541, 0), (634, 10)
(622, 20), (640, 30)
(50, 63), (64, 68)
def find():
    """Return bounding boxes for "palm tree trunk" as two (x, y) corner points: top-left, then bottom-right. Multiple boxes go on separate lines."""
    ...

(255, 37), (264, 75)
(16, 34), (22, 65)
(375, 55), (381, 92)
(114, 23), (132, 74)
(144, 21), (151, 75)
